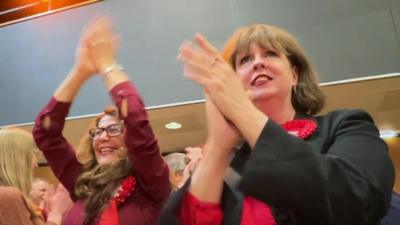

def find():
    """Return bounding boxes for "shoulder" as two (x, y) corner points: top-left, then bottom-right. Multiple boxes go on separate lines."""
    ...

(0, 186), (24, 201)
(317, 109), (374, 123)
(316, 109), (377, 132)
(0, 186), (36, 225)
(309, 109), (382, 147)
(0, 186), (31, 216)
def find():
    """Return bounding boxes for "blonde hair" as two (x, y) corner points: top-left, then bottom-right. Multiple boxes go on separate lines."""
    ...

(0, 128), (35, 197)
(222, 24), (325, 115)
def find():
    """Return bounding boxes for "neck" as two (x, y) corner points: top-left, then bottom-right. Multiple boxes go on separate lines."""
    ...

(253, 96), (296, 124)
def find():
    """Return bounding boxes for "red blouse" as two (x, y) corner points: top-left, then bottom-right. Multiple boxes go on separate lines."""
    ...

(180, 192), (276, 225)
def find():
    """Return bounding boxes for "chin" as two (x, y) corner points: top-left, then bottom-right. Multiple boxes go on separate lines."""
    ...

(98, 157), (117, 165)
(250, 90), (275, 103)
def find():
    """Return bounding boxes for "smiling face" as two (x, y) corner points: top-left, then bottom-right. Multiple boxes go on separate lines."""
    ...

(235, 42), (298, 104)
(223, 24), (325, 115)
(91, 115), (126, 165)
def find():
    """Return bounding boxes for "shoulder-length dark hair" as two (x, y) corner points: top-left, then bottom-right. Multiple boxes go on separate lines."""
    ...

(221, 24), (325, 115)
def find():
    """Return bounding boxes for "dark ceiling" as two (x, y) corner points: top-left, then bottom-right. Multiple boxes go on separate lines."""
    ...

(0, 0), (101, 26)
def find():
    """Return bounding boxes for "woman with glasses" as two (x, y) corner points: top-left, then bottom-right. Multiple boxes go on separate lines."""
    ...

(33, 17), (170, 225)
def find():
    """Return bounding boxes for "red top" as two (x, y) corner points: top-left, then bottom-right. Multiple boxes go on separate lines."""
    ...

(180, 192), (276, 225)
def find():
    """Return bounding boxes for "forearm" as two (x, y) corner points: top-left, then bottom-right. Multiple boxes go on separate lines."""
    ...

(188, 142), (231, 203)
(231, 105), (268, 148)
(54, 67), (90, 102)
(108, 81), (170, 201)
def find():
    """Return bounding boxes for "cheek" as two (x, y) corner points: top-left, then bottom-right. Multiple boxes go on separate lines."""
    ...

(117, 134), (125, 146)
(236, 68), (250, 84)
(92, 141), (99, 153)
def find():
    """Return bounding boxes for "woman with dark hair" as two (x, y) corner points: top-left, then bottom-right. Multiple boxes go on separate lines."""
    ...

(33, 17), (169, 225)
(159, 24), (395, 225)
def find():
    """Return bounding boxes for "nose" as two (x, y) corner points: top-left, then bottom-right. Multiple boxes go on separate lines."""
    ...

(252, 56), (265, 70)
(98, 130), (110, 140)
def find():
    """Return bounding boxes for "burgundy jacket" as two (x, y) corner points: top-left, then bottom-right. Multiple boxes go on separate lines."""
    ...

(33, 81), (170, 225)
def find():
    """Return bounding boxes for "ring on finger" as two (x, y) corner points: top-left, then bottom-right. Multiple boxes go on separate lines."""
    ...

(209, 57), (219, 67)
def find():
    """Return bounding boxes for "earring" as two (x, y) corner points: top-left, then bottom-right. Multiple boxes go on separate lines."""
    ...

(292, 85), (298, 96)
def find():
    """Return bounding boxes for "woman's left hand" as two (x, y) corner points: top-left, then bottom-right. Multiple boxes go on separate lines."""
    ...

(178, 34), (253, 123)
(85, 16), (120, 74)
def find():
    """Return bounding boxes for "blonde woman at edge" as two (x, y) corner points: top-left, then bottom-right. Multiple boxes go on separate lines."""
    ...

(0, 128), (69, 225)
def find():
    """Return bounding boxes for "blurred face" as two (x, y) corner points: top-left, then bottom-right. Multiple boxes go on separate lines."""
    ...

(30, 180), (54, 205)
(91, 115), (126, 165)
(235, 42), (298, 104)
(171, 170), (184, 189)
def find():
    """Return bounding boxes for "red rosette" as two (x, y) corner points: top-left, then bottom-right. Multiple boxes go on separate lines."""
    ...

(115, 176), (136, 204)
(281, 119), (317, 140)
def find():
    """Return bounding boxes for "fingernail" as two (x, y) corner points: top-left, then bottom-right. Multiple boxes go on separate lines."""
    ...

(179, 40), (192, 50)
(195, 33), (202, 39)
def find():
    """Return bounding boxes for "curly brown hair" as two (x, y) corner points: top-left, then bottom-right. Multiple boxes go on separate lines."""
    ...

(74, 107), (134, 224)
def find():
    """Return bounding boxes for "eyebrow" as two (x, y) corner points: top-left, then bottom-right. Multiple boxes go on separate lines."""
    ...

(97, 123), (119, 129)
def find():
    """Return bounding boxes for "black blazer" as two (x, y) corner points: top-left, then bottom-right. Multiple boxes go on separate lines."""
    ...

(159, 109), (395, 225)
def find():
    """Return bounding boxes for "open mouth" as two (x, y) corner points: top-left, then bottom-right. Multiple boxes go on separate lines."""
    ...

(98, 147), (117, 155)
(251, 74), (273, 86)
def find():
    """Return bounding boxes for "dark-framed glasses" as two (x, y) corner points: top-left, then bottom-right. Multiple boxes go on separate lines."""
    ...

(89, 124), (124, 139)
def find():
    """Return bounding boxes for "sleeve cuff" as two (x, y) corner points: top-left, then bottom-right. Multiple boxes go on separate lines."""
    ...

(110, 81), (138, 98)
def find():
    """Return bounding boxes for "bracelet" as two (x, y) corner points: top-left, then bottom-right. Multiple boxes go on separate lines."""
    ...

(101, 63), (124, 77)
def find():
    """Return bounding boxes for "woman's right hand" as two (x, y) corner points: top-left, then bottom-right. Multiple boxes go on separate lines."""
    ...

(72, 19), (99, 79)
(204, 95), (241, 155)
(46, 184), (73, 224)
(186, 96), (240, 203)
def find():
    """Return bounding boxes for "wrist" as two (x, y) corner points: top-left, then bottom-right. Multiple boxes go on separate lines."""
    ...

(203, 141), (232, 158)
(70, 66), (92, 81)
(100, 63), (123, 77)
(234, 106), (268, 148)
(46, 212), (63, 225)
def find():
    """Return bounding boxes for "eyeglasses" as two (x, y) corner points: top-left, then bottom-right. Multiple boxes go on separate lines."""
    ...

(89, 124), (124, 139)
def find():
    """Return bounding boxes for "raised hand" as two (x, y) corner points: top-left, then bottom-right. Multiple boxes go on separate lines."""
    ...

(182, 146), (203, 181)
(46, 183), (73, 224)
(73, 18), (99, 78)
(187, 96), (241, 203)
(178, 34), (268, 148)
(203, 95), (241, 154)
(74, 16), (119, 78)
(178, 34), (253, 124)
(85, 16), (120, 74)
